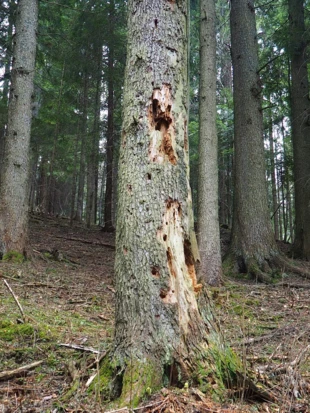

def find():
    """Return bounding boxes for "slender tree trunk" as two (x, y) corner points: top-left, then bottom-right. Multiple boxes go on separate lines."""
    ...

(102, 0), (115, 232)
(76, 75), (88, 222)
(86, 54), (101, 228)
(226, 0), (281, 281)
(277, 165), (283, 241)
(197, 0), (222, 286)
(0, 0), (38, 257)
(269, 118), (279, 240)
(288, 0), (310, 259)
(43, 61), (65, 215)
(70, 122), (81, 226)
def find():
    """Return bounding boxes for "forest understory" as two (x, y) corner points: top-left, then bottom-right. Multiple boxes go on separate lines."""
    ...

(0, 215), (309, 413)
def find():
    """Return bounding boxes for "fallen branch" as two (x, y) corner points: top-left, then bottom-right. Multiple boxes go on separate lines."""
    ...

(277, 282), (310, 289)
(58, 343), (104, 354)
(55, 235), (115, 249)
(3, 279), (26, 322)
(0, 360), (43, 381)
(233, 324), (303, 346)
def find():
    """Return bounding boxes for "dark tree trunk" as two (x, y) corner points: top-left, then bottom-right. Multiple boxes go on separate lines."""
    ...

(288, 0), (310, 259)
(76, 75), (88, 222)
(268, 117), (279, 240)
(102, 0), (116, 233)
(226, 0), (282, 281)
(86, 52), (101, 228)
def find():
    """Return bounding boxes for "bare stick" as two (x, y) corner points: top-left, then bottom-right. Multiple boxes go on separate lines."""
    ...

(0, 360), (43, 381)
(3, 279), (26, 322)
(58, 343), (105, 354)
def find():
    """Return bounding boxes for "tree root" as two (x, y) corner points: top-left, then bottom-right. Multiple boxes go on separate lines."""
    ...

(224, 251), (310, 283)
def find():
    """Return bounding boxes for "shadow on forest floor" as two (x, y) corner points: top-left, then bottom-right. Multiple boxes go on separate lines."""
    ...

(0, 215), (309, 412)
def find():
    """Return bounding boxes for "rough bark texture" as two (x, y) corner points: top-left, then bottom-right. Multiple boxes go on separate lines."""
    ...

(0, 1), (14, 168)
(288, 0), (310, 260)
(110, 0), (237, 404)
(102, 0), (116, 233)
(0, 0), (38, 257)
(197, 0), (223, 286)
(227, 0), (279, 281)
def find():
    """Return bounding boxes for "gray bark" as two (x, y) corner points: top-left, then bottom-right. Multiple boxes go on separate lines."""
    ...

(288, 0), (310, 259)
(228, 0), (278, 279)
(0, 0), (38, 257)
(197, 0), (222, 286)
(111, 0), (230, 403)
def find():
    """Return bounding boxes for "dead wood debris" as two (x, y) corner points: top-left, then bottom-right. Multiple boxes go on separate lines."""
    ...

(58, 342), (106, 355)
(0, 360), (44, 381)
(55, 235), (115, 249)
(3, 279), (26, 322)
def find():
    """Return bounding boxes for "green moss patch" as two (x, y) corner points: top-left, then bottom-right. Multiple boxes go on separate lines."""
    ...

(2, 251), (24, 263)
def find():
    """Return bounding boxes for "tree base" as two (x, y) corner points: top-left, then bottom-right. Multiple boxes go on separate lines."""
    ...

(92, 333), (275, 407)
(224, 251), (310, 283)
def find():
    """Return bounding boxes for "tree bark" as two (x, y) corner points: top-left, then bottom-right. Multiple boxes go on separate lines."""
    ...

(268, 117), (279, 240)
(102, 0), (116, 233)
(288, 0), (310, 259)
(227, 0), (280, 281)
(0, 0), (14, 170)
(86, 51), (101, 228)
(75, 74), (88, 222)
(197, 0), (222, 286)
(107, 0), (251, 405)
(0, 0), (38, 257)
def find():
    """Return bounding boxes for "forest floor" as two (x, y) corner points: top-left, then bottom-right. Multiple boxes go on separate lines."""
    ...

(0, 215), (309, 413)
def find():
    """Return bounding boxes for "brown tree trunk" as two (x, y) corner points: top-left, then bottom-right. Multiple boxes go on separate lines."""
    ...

(226, 0), (281, 281)
(86, 52), (101, 228)
(103, 0), (261, 406)
(197, 0), (222, 286)
(268, 118), (279, 240)
(0, 0), (14, 168)
(0, 0), (38, 257)
(288, 0), (310, 259)
(102, 0), (115, 233)
(75, 75), (88, 222)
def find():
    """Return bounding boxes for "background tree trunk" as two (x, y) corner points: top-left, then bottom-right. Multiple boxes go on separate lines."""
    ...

(75, 74), (88, 222)
(227, 0), (279, 281)
(288, 0), (310, 259)
(197, 0), (222, 286)
(0, 0), (38, 257)
(102, 0), (116, 232)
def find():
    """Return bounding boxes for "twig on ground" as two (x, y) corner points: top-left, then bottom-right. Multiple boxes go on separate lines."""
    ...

(58, 343), (105, 354)
(277, 282), (310, 289)
(0, 360), (44, 381)
(55, 235), (115, 249)
(3, 279), (26, 322)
